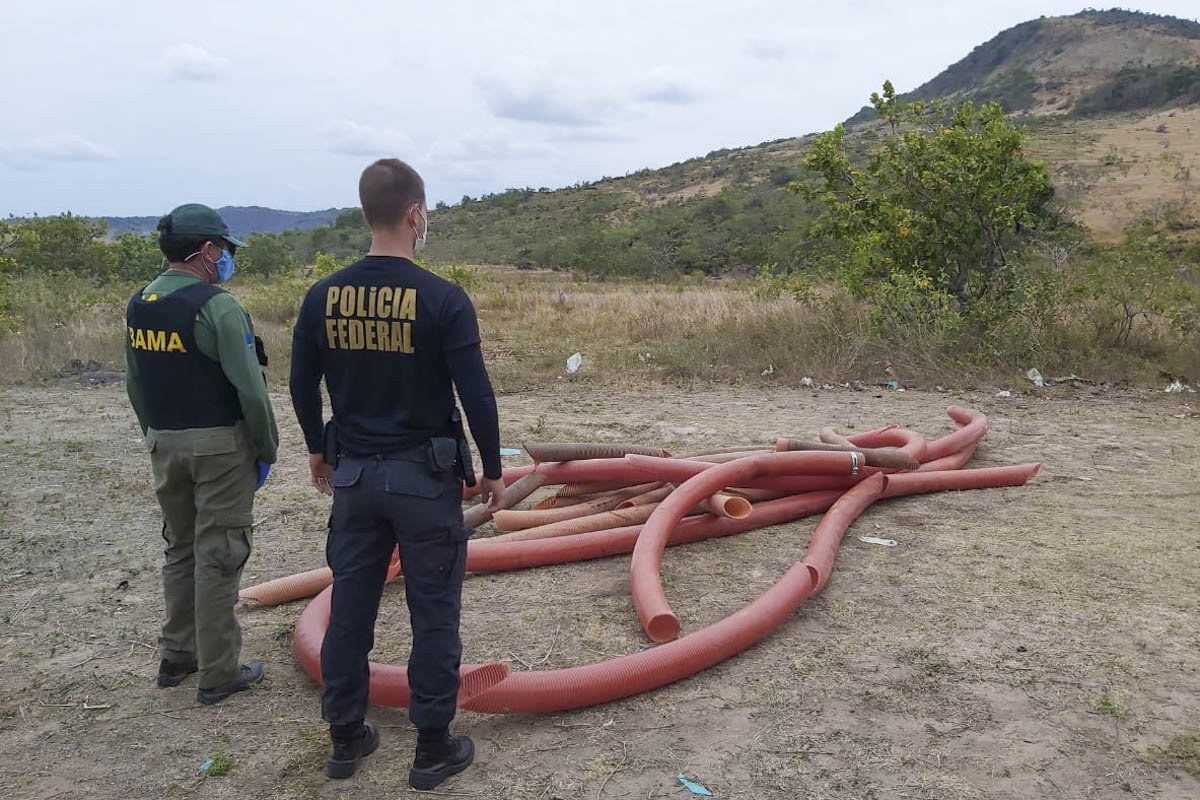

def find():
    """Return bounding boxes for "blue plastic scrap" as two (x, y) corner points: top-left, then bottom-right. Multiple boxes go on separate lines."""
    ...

(499, 447), (522, 457)
(677, 773), (713, 796)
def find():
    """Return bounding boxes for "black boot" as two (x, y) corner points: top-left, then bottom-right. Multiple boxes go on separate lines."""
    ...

(156, 658), (198, 687)
(196, 660), (265, 705)
(409, 728), (474, 791)
(326, 721), (380, 779)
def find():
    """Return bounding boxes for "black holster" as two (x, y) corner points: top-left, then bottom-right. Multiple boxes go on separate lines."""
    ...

(322, 418), (340, 468)
(253, 334), (268, 367)
(449, 408), (476, 487)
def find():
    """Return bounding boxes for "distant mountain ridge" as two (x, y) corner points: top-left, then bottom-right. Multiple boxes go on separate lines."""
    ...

(101, 205), (354, 238)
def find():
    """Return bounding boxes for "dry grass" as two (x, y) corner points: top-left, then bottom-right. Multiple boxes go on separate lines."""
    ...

(0, 270), (908, 390)
(0, 276), (134, 382)
(1025, 106), (1200, 242)
(473, 276), (897, 389)
(2, 266), (1196, 393)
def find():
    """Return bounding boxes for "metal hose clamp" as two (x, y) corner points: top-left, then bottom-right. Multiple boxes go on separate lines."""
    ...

(850, 451), (861, 476)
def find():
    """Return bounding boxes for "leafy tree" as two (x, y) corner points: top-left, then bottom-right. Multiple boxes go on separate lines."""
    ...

(239, 233), (295, 277)
(334, 208), (365, 229)
(799, 82), (1055, 321)
(308, 225), (335, 254)
(2, 214), (115, 275)
(112, 233), (164, 281)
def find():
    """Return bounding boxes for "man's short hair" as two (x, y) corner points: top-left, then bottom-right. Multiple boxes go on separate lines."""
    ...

(359, 159), (426, 229)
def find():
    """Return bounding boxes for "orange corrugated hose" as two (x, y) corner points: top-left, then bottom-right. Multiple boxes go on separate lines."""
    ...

(242, 407), (1039, 715)
(291, 461), (1039, 713)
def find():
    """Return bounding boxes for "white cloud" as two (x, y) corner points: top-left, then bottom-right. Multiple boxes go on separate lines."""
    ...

(26, 132), (116, 162)
(745, 39), (790, 61)
(425, 127), (556, 186)
(164, 43), (226, 82)
(478, 57), (617, 127)
(323, 120), (413, 157)
(0, 132), (115, 171)
(635, 65), (704, 105)
(14, 0), (1200, 216)
(547, 127), (631, 144)
(427, 126), (552, 163)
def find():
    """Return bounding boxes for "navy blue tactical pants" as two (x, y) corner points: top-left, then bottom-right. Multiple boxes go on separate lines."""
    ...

(321, 450), (470, 731)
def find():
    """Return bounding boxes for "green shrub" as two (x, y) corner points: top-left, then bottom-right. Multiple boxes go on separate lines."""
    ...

(112, 233), (163, 282)
(751, 263), (817, 304)
(1075, 63), (1200, 116)
(801, 83), (1055, 342)
(239, 233), (295, 277)
(312, 251), (354, 279)
(434, 263), (484, 292)
(973, 69), (1039, 112)
(1071, 220), (1200, 346)
(0, 214), (115, 276)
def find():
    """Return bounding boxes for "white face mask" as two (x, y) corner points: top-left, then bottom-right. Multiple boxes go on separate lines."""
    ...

(414, 207), (428, 254)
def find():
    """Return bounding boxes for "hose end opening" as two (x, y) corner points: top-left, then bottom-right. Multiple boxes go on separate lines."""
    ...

(646, 613), (681, 643)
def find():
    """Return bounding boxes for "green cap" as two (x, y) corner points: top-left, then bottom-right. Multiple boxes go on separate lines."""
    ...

(161, 203), (247, 247)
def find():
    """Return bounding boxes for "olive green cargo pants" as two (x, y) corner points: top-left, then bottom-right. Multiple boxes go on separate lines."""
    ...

(146, 423), (255, 689)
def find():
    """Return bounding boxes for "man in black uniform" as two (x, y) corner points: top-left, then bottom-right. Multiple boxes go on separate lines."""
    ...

(289, 159), (505, 789)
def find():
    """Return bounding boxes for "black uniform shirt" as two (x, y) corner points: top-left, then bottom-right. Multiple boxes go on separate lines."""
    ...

(290, 256), (502, 478)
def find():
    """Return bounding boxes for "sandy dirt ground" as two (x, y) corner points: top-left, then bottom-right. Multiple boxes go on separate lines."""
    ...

(0, 382), (1197, 800)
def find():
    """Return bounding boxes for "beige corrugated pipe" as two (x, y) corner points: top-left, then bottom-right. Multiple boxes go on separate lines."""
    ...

(492, 482), (659, 531)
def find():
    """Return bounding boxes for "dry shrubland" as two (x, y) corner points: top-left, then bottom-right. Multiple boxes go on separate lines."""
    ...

(1, 265), (1196, 392)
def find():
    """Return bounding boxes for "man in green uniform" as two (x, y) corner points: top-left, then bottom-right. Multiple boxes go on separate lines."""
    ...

(125, 203), (279, 705)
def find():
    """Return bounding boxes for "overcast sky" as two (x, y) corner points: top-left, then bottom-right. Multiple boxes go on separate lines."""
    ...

(2, 1), (1197, 217)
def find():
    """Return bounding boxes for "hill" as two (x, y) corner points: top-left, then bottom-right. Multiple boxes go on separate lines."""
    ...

(403, 7), (1200, 267)
(128, 9), (1198, 269)
(845, 9), (1200, 124)
(101, 205), (353, 239)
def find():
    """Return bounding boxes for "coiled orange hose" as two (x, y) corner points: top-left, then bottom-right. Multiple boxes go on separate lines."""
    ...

(291, 459), (1038, 714)
(249, 407), (1045, 715)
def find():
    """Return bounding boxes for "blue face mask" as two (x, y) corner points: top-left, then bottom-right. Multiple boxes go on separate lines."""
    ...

(215, 249), (236, 282)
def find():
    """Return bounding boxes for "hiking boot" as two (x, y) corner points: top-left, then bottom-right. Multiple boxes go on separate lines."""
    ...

(196, 660), (265, 705)
(409, 729), (474, 791)
(156, 658), (198, 688)
(326, 721), (380, 779)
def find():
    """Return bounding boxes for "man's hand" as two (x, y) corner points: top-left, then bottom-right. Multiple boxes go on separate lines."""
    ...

(309, 452), (334, 496)
(478, 476), (505, 512)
